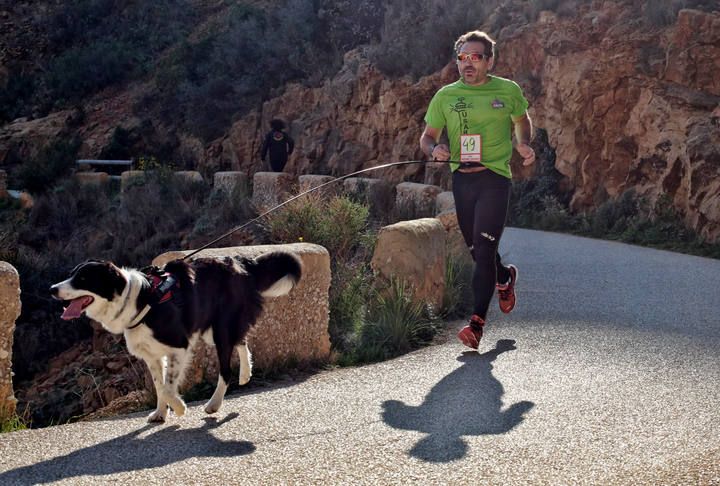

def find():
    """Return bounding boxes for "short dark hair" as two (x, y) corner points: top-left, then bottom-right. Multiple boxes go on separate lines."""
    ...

(270, 118), (286, 131)
(454, 30), (495, 58)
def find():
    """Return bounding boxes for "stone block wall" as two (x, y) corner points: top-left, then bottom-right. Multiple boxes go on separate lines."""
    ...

(424, 162), (452, 191)
(0, 262), (21, 418)
(75, 172), (110, 185)
(252, 172), (297, 213)
(343, 177), (395, 220)
(370, 218), (447, 310)
(395, 182), (443, 220)
(214, 171), (248, 195)
(298, 175), (340, 199)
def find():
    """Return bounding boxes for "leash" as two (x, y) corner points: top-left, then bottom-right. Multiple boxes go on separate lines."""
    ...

(183, 158), (471, 260)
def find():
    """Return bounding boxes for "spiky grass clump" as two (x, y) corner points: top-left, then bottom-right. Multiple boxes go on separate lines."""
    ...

(440, 252), (474, 319)
(353, 278), (439, 363)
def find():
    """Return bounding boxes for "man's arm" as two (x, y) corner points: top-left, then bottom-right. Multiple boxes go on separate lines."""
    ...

(420, 125), (450, 161)
(512, 112), (535, 166)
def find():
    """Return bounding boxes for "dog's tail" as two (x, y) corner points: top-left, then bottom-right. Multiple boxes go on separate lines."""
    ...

(245, 252), (302, 298)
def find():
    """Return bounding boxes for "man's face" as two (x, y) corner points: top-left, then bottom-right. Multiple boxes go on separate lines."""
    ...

(457, 41), (493, 86)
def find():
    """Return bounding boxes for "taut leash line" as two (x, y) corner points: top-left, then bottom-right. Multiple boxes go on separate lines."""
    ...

(183, 159), (468, 260)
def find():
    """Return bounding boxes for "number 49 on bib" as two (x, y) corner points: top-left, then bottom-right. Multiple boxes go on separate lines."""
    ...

(460, 134), (482, 163)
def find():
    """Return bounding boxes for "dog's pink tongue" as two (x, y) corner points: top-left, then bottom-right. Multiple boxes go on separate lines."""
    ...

(61, 296), (93, 320)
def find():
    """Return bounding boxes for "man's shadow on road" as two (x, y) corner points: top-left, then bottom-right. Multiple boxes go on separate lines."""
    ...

(382, 339), (534, 463)
(0, 413), (254, 485)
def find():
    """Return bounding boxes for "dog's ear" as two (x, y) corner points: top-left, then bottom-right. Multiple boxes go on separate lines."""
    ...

(69, 259), (108, 276)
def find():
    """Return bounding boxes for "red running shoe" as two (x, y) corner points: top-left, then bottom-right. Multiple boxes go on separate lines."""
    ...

(497, 264), (518, 314)
(457, 315), (485, 349)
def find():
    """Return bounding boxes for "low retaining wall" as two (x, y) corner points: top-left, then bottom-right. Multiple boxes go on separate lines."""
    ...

(153, 243), (331, 386)
(370, 218), (447, 310)
(0, 262), (20, 418)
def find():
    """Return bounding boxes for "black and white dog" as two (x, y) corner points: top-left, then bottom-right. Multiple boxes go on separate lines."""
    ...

(50, 252), (301, 422)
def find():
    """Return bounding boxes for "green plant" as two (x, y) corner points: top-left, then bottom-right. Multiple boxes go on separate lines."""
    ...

(1, 404), (29, 433)
(267, 194), (369, 261)
(187, 184), (256, 249)
(440, 252), (473, 319)
(354, 278), (438, 363)
(328, 263), (372, 351)
(369, 0), (502, 79)
(12, 138), (82, 194)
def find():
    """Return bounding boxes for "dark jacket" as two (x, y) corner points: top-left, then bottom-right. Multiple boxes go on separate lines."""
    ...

(260, 130), (295, 172)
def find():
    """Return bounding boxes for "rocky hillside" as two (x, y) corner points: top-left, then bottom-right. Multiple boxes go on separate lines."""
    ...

(2, 0), (719, 427)
(1, 1), (718, 240)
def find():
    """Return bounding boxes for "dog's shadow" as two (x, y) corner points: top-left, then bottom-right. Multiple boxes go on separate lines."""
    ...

(382, 339), (534, 463)
(0, 413), (253, 485)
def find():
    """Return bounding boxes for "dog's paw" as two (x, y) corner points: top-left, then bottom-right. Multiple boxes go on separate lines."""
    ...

(239, 371), (252, 386)
(204, 399), (222, 415)
(170, 399), (187, 417)
(147, 409), (167, 423)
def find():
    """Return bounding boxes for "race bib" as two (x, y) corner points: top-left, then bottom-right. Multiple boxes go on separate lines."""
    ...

(460, 134), (482, 163)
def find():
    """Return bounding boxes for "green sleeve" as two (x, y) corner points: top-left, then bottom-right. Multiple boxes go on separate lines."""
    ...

(424, 92), (446, 129)
(510, 82), (529, 118)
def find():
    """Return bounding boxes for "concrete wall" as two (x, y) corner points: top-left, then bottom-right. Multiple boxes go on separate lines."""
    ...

(0, 262), (20, 418)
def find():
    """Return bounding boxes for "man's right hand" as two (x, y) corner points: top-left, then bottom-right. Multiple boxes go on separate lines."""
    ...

(431, 144), (451, 161)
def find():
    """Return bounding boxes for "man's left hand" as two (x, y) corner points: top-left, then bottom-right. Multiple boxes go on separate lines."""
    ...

(516, 143), (536, 166)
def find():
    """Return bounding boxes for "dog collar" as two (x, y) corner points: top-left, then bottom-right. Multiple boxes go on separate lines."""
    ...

(126, 305), (151, 330)
(126, 269), (177, 330)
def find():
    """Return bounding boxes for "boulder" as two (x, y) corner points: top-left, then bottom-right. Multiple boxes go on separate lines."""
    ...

(343, 177), (394, 220)
(213, 171), (248, 195)
(251, 172), (297, 213)
(298, 175), (341, 199)
(370, 218), (446, 310)
(436, 191), (455, 214)
(175, 171), (204, 184)
(424, 162), (452, 191)
(75, 172), (110, 186)
(0, 262), (20, 418)
(395, 182), (443, 220)
(436, 209), (472, 266)
(120, 170), (146, 192)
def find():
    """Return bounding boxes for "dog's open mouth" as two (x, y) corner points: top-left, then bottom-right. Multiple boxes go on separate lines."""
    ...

(61, 296), (94, 320)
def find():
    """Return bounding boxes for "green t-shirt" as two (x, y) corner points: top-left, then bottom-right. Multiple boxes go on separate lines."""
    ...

(424, 75), (529, 178)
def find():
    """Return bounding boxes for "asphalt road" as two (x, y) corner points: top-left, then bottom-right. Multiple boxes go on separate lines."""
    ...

(1, 228), (719, 485)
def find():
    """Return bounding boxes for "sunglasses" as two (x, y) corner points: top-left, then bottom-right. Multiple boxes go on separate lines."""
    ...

(456, 52), (488, 62)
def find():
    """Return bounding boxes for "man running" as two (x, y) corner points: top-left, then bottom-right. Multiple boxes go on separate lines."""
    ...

(419, 30), (535, 349)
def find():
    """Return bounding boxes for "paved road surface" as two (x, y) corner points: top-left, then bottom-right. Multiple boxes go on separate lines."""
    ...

(1, 228), (719, 484)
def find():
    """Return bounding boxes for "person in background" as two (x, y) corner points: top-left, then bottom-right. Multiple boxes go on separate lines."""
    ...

(260, 118), (295, 172)
(419, 30), (535, 350)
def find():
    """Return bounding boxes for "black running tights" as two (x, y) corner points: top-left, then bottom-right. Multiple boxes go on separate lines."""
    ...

(452, 170), (512, 319)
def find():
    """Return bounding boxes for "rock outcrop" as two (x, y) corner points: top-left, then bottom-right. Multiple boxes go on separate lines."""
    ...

(499, 7), (720, 240)
(1, 3), (718, 240)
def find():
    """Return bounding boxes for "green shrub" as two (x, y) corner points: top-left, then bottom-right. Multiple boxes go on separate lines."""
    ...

(328, 263), (372, 352)
(45, 40), (137, 105)
(109, 169), (209, 264)
(369, 0), (501, 79)
(150, 1), (343, 140)
(353, 278), (438, 363)
(187, 184), (256, 249)
(267, 194), (369, 261)
(12, 138), (82, 194)
(0, 407), (29, 434)
(440, 252), (473, 319)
